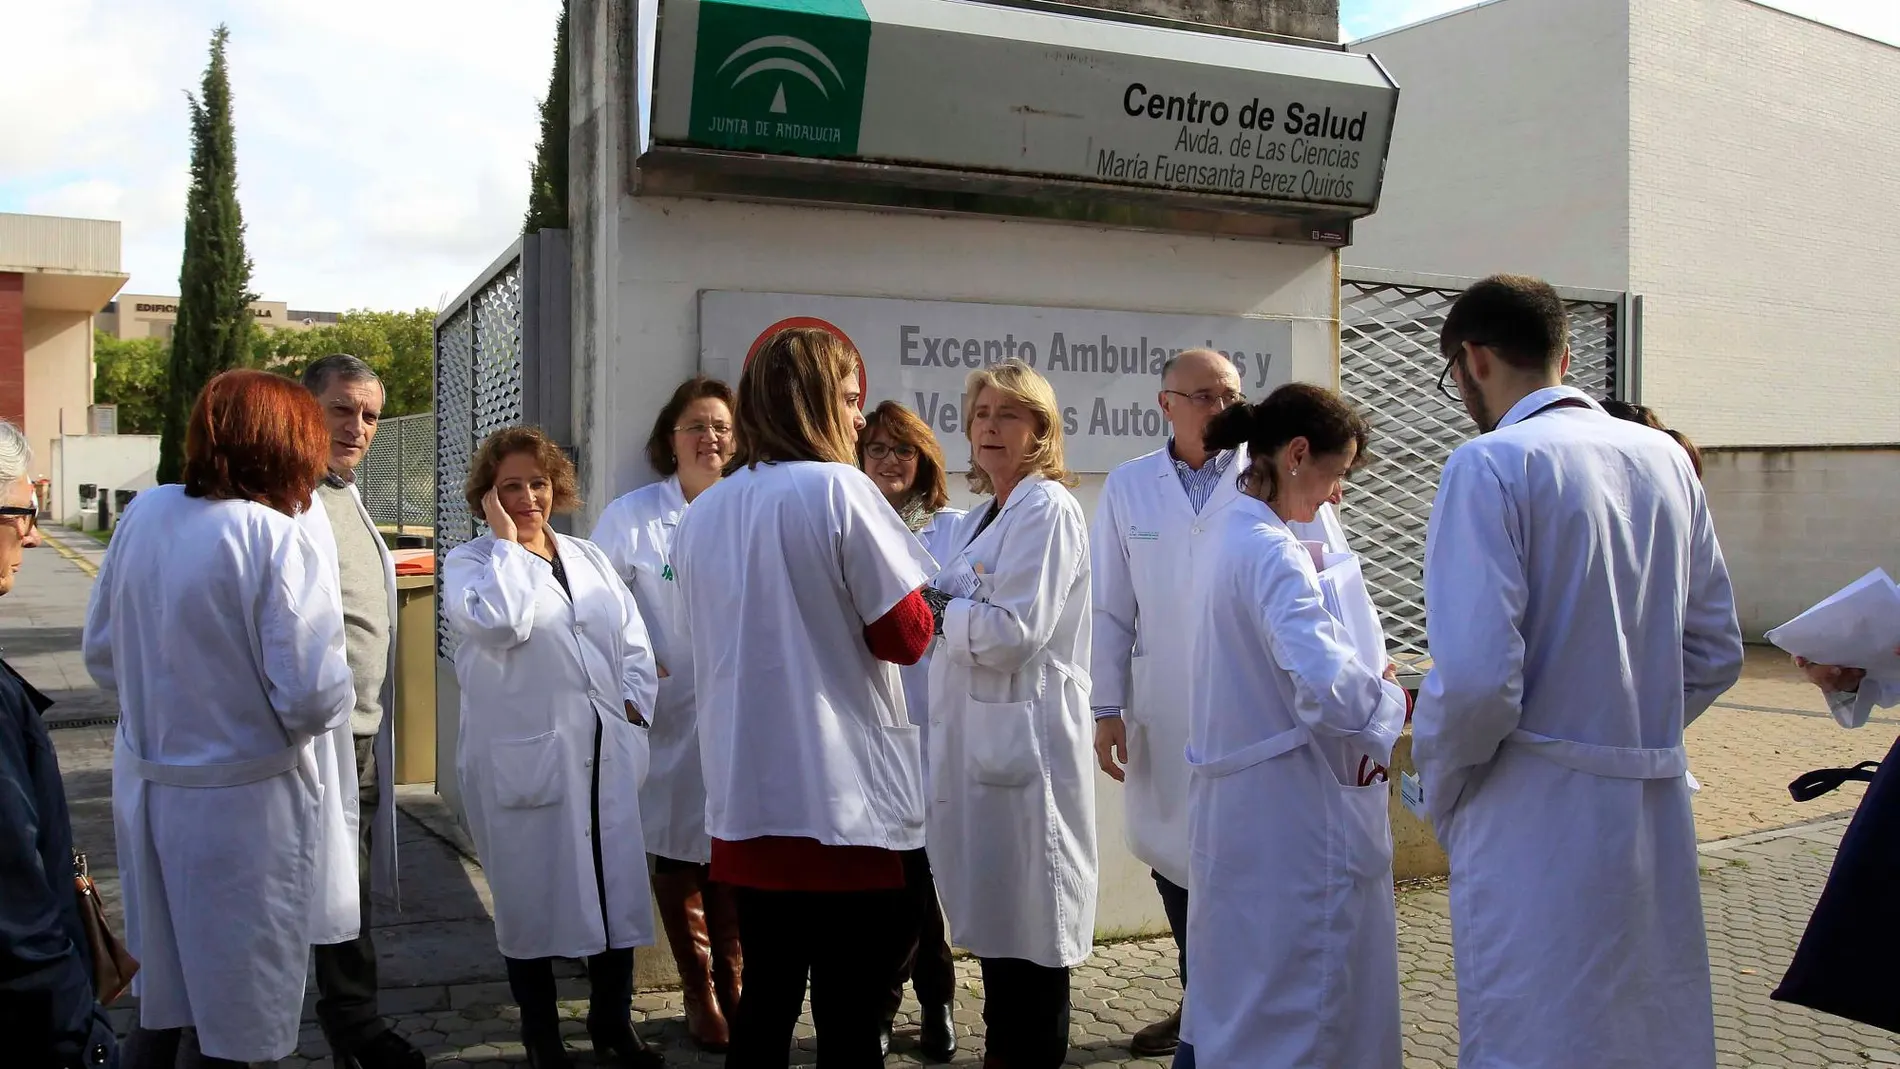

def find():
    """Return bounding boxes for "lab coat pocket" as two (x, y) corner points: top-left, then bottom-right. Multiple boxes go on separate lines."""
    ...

(490, 731), (563, 809)
(966, 697), (1043, 788)
(1331, 776), (1396, 884)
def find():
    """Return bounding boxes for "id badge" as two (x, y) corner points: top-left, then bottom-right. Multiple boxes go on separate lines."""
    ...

(1399, 771), (1427, 818)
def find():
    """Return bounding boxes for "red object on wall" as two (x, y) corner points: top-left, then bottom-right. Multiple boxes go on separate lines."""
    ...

(0, 274), (23, 433)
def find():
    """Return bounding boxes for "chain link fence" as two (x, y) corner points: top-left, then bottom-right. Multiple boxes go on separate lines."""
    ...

(355, 413), (435, 535)
(1338, 268), (1630, 671)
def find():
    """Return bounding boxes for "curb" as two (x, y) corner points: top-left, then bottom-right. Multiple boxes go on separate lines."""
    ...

(38, 527), (99, 578)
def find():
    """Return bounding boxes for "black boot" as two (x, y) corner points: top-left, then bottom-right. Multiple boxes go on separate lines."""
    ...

(507, 956), (574, 1069)
(586, 948), (663, 1068)
(918, 1000), (958, 1063)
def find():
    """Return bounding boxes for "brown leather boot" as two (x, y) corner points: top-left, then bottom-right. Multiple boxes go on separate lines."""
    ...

(704, 877), (744, 1024)
(651, 868), (730, 1051)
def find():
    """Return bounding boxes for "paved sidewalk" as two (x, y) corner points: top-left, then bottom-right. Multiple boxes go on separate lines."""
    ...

(23, 533), (1900, 1066)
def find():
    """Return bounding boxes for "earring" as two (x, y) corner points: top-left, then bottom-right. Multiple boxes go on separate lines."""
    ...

(1291, 467), (1300, 476)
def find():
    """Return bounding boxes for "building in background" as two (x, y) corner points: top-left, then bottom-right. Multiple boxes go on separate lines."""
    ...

(1344, 0), (1900, 637)
(96, 294), (338, 341)
(0, 212), (130, 480)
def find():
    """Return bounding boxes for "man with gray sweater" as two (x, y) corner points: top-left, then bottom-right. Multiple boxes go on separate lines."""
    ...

(304, 355), (421, 1069)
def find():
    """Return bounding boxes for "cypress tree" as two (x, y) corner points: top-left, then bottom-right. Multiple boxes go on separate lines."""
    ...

(158, 24), (255, 484)
(524, 0), (570, 233)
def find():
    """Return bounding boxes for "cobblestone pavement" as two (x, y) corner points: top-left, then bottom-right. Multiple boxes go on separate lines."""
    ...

(248, 814), (1898, 1069)
(27, 530), (1900, 1067)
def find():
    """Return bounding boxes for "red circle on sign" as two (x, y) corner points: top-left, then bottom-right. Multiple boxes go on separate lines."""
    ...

(743, 316), (868, 405)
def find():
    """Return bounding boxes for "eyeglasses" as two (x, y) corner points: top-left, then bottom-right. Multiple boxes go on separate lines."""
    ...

(863, 442), (918, 462)
(675, 422), (734, 440)
(0, 505), (37, 532)
(1162, 389), (1245, 410)
(1437, 343), (1471, 403)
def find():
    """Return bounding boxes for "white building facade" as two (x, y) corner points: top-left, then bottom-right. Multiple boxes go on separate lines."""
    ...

(1347, 0), (1900, 637)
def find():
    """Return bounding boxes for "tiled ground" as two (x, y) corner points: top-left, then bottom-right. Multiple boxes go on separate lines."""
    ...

(257, 815), (1900, 1068)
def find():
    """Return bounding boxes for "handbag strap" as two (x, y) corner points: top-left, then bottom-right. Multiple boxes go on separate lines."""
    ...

(1788, 761), (1881, 803)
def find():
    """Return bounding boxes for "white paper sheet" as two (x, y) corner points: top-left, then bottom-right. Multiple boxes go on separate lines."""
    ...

(930, 554), (982, 600)
(1765, 568), (1900, 683)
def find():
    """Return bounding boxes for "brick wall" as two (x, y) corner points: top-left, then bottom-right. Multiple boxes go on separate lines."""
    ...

(1629, 0), (1900, 447)
(0, 274), (24, 434)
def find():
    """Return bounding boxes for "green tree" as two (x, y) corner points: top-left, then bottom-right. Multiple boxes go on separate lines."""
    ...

(158, 24), (255, 484)
(92, 331), (169, 435)
(524, 0), (569, 233)
(251, 309), (435, 417)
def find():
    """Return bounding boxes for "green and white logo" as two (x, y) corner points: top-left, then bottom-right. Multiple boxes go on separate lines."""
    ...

(689, 0), (871, 157)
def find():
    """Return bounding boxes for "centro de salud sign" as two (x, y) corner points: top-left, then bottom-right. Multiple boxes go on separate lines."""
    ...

(651, 0), (1399, 213)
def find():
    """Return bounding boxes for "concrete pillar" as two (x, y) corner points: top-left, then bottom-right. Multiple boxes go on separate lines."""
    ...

(0, 273), (24, 433)
(1033, 0), (1338, 42)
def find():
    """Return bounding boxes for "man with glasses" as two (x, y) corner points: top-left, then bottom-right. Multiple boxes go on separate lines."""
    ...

(1413, 275), (1742, 1069)
(1088, 349), (1357, 1057)
(301, 354), (423, 1069)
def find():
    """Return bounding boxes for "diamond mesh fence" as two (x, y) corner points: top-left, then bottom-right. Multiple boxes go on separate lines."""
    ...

(1338, 275), (1622, 670)
(434, 255), (525, 660)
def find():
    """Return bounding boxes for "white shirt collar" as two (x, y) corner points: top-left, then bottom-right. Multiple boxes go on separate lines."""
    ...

(1495, 385), (1600, 430)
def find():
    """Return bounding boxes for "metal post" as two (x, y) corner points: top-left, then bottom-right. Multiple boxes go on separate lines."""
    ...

(395, 416), (406, 539)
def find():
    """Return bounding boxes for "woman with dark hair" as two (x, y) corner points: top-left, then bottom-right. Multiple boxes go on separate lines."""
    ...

(1179, 383), (1407, 1068)
(445, 426), (664, 1069)
(83, 370), (358, 1066)
(674, 328), (937, 1069)
(856, 401), (963, 1061)
(590, 376), (742, 1051)
(1601, 399), (1704, 477)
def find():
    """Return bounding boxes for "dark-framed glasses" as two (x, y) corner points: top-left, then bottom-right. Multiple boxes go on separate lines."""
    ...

(0, 505), (38, 532)
(863, 442), (918, 462)
(1163, 388), (1245, 410)
(1437, 343), (1471, 403)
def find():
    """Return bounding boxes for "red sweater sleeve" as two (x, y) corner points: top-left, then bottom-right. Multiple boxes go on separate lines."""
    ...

(864, 589), (932, 666)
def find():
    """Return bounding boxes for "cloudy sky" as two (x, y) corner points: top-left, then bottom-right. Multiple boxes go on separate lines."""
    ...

(2, 0), (1892, 314)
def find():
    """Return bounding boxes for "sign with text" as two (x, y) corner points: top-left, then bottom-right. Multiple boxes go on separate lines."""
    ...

(653, 0), (1398, 213)
(698, 290), (1292, 473)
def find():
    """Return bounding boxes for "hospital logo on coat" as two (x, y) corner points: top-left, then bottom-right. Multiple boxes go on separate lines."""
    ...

(689, 0), (871, 157)
(1127, 526), (1161, 542)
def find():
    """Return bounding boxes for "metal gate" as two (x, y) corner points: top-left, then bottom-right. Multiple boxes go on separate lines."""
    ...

(1337, 267), (1638, 671)
(432, 229), (572, 662)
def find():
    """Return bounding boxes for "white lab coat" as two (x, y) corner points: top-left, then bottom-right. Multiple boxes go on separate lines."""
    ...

(444, 533), (660, 960)
(1090, 444), (1353, 888)
(82, 486), (359, 1062)
(902, 507), (969, 773)
(928, 474), (1098, 967)
(592, 476), (711, 864)
(1181, 495), (1406, 1066)
(1828, 676), (1899, 729)
(1414, 386), (1744, 1069)
(675, 461), (936, 850)
(334, 479), (400, 904)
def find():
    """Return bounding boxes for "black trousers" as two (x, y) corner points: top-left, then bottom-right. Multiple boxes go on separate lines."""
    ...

(314, 735), (385, 1049)
(505, 948), (635, 1034)
(728, 885), (912, 1069)
(889, 848), (956, 1014)
(977, 957), (1071, 1069)
(1153, 869), (1189, 983)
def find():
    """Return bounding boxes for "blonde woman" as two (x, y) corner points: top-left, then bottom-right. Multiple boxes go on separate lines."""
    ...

(673, 328), (937, 1068)
(922, 359), (1096, 1069)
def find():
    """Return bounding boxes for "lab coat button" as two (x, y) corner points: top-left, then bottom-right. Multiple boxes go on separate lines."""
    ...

(574, 623), (585, 634)
(588, 689), (599, 700)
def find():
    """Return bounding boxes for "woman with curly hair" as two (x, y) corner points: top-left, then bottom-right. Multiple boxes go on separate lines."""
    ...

(444, 426), (663, 1069)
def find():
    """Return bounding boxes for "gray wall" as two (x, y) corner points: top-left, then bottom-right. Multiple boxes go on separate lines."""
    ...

(1702, 447), (1900, 640)
(1043, 0), (1336, 40)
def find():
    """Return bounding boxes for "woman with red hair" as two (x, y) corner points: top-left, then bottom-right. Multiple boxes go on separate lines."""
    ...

(85, 369), (361, 1067)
